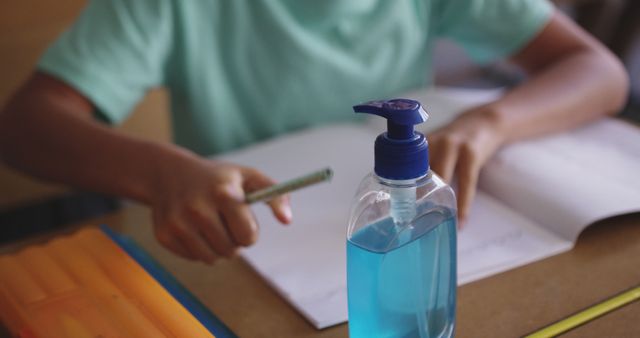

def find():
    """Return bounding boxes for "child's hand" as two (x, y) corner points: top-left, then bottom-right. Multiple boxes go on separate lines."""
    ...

(148, 157), (292, 264)
(428, 105), (505, 225)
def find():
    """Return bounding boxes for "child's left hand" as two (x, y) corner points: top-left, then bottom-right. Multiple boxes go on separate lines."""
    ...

(428, 104), (505, 225)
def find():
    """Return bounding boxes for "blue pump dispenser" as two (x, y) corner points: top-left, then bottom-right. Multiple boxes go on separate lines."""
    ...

(347, 99), (457, 338)
(354, 99), (429, 180)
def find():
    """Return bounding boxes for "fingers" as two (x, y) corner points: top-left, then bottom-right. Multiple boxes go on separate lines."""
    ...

(185, 202), (237, 258)
(429, 134), (480, 227)
(154, 226), (198, 261)
(154, 204), (228, 264)
(267, 195), (292, 225)
(455, 144), (481, 225)
(153, 209), (196, 260)
(156, 195), (251, 264)
(216, 185), (259, 247)
(156, 234), (192, 260)
(429, 134), (459, 183)
(242, 167), (293, 224)
(169, 221), (217, 264)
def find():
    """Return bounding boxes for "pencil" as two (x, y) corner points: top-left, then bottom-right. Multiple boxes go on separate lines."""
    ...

(524, 284), (640, 338)
(245, 167), (333, 204)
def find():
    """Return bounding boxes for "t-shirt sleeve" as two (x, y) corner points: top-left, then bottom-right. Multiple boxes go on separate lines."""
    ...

(38, 0), (173, 124)
(434, 0), (554, 64)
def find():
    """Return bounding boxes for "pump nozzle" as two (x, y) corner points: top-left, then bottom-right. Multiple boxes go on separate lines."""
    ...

(353, 99), (428, 140)
(353, 99), (430, 181)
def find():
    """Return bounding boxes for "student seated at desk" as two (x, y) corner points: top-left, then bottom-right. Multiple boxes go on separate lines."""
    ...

(0, 0), (628, 264)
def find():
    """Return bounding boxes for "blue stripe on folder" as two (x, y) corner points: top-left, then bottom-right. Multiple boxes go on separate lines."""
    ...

(100, 224), (237, 338)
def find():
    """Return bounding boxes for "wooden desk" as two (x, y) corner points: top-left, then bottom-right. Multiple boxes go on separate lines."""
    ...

(2, 205), (639, 337)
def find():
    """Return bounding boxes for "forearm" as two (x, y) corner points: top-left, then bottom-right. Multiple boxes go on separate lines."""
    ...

(427, 12), (630, 220)
(0, 81), (195, 204)
(489, 47), (629, 144)
(0, 73), (291, 264)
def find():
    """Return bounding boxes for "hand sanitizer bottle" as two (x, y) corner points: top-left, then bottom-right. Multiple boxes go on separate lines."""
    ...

(347, 99), (457, 338)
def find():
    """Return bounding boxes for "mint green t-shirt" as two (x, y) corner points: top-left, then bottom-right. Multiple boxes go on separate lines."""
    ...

(39, 0), (552, 155)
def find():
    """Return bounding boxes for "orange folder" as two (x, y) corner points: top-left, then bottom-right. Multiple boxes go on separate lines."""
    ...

(0, 227), (216, 338)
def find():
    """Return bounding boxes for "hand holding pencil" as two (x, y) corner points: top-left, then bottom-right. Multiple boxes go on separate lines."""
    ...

(147, 155), (331, 265)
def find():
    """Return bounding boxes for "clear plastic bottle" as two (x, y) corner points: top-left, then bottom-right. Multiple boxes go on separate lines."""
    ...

(347, 99), (457, 338)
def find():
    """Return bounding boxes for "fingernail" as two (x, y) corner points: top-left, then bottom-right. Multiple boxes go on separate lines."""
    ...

(282, 204), (293, 223)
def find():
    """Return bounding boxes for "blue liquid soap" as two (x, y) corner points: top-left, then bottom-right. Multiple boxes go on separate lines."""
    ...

(347, 206), (456, 338)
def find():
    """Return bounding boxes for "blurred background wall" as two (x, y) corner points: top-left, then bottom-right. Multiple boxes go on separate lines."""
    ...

(0, 0), (638, 241)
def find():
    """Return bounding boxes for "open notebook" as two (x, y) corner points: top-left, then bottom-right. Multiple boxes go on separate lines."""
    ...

(218, 87), (640, 329)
